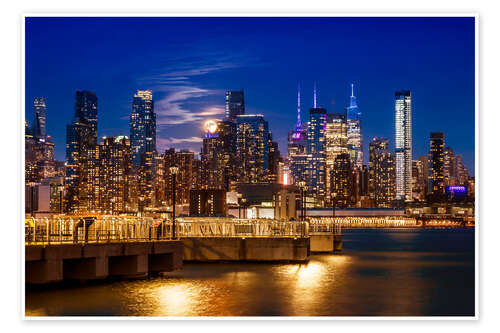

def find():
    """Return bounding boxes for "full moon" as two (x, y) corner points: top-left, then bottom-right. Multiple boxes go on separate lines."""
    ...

(204, 120), (218, 134)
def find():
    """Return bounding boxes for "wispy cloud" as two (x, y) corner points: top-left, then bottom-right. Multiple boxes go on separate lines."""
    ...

(137, 52), (242, 126)
(157, 136), (204, 155)
(154, 86), (224, 125)
(158, 136), (203, 146)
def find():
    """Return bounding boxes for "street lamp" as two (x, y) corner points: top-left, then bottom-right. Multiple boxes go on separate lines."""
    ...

(298, 180), (307, 221)
(237, 193), (242, 219)
(241, 198), (247, 219)
(332, 191), (337, 220)
(169, 166), (179, 239)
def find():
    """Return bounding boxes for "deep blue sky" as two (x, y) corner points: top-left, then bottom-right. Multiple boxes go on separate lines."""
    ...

(25, 17), (475, 173)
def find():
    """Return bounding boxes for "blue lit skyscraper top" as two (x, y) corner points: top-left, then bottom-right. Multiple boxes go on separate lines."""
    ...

(346, 83), (363, 168)
(347, 83), (361, 120)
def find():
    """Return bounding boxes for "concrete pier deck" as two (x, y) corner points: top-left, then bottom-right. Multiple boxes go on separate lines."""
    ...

(182, 237), (310, 262)
(25, 241), (183, 284)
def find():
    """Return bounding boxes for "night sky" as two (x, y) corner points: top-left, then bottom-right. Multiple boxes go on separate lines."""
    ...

(25, 16), (475, 173)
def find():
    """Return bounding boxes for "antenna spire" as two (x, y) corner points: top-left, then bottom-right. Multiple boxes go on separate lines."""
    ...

(313, 81), (317, 108)
(351, 83), (354, 97)
(296, 83), (301, 130)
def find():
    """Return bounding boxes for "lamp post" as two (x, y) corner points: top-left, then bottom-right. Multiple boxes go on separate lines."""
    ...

(241, 198), (247, 219)
(332, 192), (337, 219)
(237, 193), (242, 219)
(298, 180), (307, 221)
(169, 166), (179, 239)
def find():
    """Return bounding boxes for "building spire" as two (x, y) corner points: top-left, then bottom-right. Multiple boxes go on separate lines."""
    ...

(296, 83), (301, 131)
(313, 81), (317, 108)
(351, 83), (354, 97)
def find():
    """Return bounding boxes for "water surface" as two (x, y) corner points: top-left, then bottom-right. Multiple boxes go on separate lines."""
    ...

(25, 229), (475, 316)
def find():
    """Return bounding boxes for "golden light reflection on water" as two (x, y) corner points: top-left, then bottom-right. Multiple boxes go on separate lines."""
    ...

(156, 284), (198, 316)
(274, 255), (352, 315)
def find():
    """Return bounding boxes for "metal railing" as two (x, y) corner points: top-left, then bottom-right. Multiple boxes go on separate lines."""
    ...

(307, 216), (470, 228)
(176, 218), (308, 238)
(25, 216), (172, 245)
(308, 221), (342, 235)
(25, 217), (309, 245)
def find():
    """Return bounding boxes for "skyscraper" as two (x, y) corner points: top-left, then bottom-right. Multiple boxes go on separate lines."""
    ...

(97, 136), (133, 214)
(418, 155), (430, 197)
(411, 159), (426, 201)
(65, 91), (98, 213)
(200, 119), (237, 190)
(33, 97), (46, 138)
(429, 132), (445, 195)
(74, 91), (98, 146)
(225, 90), (245, 121)
(288, 85), (309, 185)
(443, 146), (457, 187)
(236, 114), (270, 183)
(268, 133), (281, 183)
(332, 153), (352, 208)
(455, 155), (470, 186)
(368, 137), (396, 207)
(325, 112), (348, 204)
(307, 105), (327, 203)
(395, 90), (412, 201)
(130, 90), (156, 168)
(130, 90), (156, 207)
(346, 84), (363, 168)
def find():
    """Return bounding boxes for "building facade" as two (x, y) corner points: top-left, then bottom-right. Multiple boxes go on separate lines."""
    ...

(429, 132), (445, 195)
(443, 146), (457, 187)
(225, 90), (245, 121)
(65, 91), (98, 213)
(394, 90), (412, 201)
(325, 112), (348, 204)
(236, 114), (270, 183)
(332, 153), (352, 208)
(32, 97), (46, 138)
(307, 107), (327, 203)
(130, 90), (156, 208)
(368, 137), (396, 207)
(97, 136), (133, 214)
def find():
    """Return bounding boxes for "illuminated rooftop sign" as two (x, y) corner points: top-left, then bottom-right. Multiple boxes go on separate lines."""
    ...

(445, 185), (467, 196)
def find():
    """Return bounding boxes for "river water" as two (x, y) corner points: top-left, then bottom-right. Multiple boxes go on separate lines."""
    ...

(25, 229), (475, 317)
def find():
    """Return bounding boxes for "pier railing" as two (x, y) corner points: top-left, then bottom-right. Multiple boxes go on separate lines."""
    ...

(176, 218), (309, 238)
(308, 216), (419, 228)
(308, 221), (342, 235)
(24, 216), (309, 245)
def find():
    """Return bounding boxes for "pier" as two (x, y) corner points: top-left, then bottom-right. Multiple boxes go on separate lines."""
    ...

(25, 217), (314, 284)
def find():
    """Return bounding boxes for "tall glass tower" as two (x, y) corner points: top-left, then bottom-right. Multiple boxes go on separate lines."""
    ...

(65, 91), (98, 212)
(130, 90), (156, 168)
(395, 90), (412, 201)
(130, 90), (156, 208)
(74, 91), (98, 146)
(346, 84), (363, 168)
(236, 114), (270, 183)
(225, 90), (245, 122)
(33, 97), (46, 138)
(307, 104), (327, 203)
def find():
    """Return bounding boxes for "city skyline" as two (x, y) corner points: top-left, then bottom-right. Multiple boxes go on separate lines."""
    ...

(25, 17), (475, 173)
